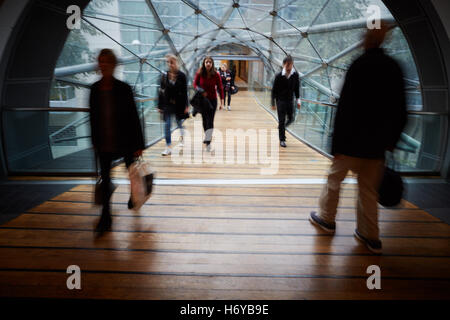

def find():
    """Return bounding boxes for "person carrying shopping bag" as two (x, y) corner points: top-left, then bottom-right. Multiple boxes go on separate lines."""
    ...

(89, 49), (145, 235)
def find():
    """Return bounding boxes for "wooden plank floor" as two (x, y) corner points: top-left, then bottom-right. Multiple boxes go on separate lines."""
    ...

(1, 92), (449, 300)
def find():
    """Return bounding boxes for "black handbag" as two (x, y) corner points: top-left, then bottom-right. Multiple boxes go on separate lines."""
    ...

(230, 85), (239, 95)
(378, 154), (404, 207)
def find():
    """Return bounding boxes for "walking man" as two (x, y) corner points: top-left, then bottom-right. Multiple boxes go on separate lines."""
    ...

(309, 22), (407, 254)
(271, 55), (301, 148)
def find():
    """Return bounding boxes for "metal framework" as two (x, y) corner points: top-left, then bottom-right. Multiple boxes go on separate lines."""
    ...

(53, 0), (416, 103)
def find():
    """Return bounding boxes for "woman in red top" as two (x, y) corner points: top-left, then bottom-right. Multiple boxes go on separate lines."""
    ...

(193, 56), (224, 151)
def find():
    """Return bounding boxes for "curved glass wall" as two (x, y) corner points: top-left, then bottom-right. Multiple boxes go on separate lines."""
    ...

(4, 0), (437, 173)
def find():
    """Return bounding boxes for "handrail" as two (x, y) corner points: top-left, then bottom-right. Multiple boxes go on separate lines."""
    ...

(3, 107), (90, 112)
(136, 97), (157, 102)
(52, 136), (91, 144)
(49, 115), (90, 141)
(301, 103), (330, 130)
(251, 87), (448, 115)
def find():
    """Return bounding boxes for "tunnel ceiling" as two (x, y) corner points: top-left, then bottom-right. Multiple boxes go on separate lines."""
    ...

(54, 0), (421, 104)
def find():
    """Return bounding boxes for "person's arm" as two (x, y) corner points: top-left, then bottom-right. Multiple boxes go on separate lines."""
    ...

(271, 74), (279, 109)
(193, 72), (200, 90)
(181, 72), (189, 113)
(330, 63), (355, 156)
(295, 73), (301, 109)
(157, 73), (165, 113)
(89, 85), (99, 150)
(230, 71), (235, 88)
(127, 84), (145, 154)
(216, 72), (224, 105)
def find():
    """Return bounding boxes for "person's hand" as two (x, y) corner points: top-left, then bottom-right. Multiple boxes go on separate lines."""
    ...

(184, 106), (189, 114)
(219, 103), (223, 110)
(231, 86), (235, 90)
(271, 105), (276, 110)
(157, 108), (163, 113)
(134, 149), (143, 157)
(297, 102), (301, 110)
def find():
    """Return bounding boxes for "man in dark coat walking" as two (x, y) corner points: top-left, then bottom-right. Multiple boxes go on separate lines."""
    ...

(271, 55), (301, 148)
(309, 22), (407, 254)
(89, 49), (145, 234)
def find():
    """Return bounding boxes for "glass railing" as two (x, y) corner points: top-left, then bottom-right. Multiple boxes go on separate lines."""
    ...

(2, 96), (166, 174)
(2, 109), (96, 174)
(250, 84), (447, 174)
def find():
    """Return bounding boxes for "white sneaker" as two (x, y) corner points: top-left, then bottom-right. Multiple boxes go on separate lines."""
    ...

(227, 106), (231, 111)
(162, 147), (172, 156)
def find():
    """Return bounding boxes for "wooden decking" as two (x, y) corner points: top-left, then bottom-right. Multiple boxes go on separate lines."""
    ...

(0, 92), (449, 299)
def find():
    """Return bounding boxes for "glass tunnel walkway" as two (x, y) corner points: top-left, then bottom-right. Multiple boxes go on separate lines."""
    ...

(1, 91), (449, 299)
(4, 0), (443, 176)
(0, 0), (449, 300)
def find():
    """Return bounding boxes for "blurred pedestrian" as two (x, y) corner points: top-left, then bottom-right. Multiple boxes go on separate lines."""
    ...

(309, 22), (407, 254)
(158, 54), (189, 156)
(89, 49), (145, 235)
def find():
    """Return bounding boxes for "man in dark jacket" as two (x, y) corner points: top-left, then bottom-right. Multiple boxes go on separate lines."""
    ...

(90, 49), (145, 234)
(309, 23), (407, 254)
(271, 55), (301, 147)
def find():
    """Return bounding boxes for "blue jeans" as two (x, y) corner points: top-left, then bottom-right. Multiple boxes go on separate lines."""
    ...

(164, 113), (184, 146)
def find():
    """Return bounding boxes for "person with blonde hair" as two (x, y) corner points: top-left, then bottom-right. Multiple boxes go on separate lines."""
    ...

(219, 63), (234, 111)
(158, 54), (189, 156)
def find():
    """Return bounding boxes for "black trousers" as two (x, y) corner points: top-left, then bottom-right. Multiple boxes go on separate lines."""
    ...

(223, 89), (231, 106)
(276, 99), (294, 142)
(202, 98), (217, 145)
(98, 152), (135, 218)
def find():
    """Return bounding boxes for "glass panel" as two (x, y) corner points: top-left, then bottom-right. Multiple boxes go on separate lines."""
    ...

(36, 0), (430, 174)
(278, 0), (330, 28)
(49, 81), (91, 109)
(390, 114), (444, 172)
(3, 111), (96, 173)
(312, 0), (367, 27)
(308, 29), (365, 60)
(198, 0), (231, 21)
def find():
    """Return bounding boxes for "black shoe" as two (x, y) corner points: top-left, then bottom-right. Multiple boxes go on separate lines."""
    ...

(354, 229), (382, 254)
(309, 211), (336, 233)
(280, 141), (287, 148)
(95, 214), (112, 235)
(128, 197), (134, 210)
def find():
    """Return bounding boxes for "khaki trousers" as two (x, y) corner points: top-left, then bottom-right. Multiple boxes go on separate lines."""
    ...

(319, 155), (385, 241)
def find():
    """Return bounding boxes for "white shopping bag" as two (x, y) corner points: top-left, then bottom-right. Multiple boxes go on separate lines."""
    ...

(129, 158), (155, 210)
